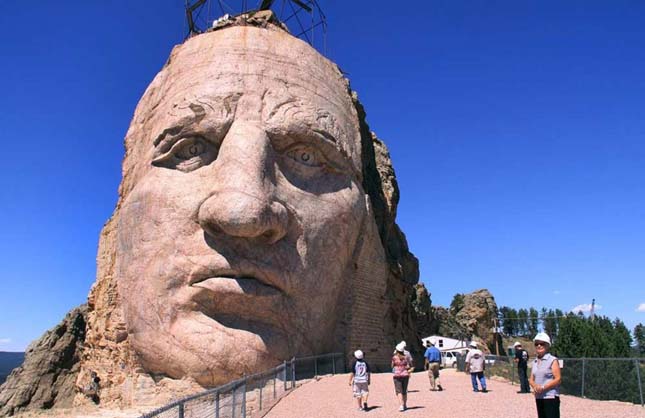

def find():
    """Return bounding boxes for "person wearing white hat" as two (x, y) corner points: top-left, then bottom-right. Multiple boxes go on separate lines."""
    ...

(513, 341), (530, 393)
(529, 333), (561, 418)
(392, 342), (414, 411)
(349, 350), (371, 411)
(465, 341), (487, 392)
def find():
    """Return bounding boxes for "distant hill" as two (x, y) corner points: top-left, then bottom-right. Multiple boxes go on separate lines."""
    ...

(0, 352), (25, 384)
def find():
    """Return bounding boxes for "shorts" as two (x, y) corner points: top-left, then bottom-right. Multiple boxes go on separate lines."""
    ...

(353, 382), (369, 397)
(393, 376), (409, 395)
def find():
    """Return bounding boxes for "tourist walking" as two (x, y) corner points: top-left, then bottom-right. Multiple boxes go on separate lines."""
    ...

(392, 342), (414, 411)
(349, 350), (371, 411)
(530, 333), (561, 418)
(465, 341), (487, 392)
(514, 341), (530, 393)
(423, 340), (443, 391)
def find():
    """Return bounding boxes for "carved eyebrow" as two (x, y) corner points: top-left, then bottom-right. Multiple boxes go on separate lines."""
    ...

(153, 124), (184, 147)
(311, 128), (337, 144)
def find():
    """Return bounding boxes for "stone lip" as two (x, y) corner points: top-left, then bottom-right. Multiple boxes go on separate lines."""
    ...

(0, 305), (87, 416)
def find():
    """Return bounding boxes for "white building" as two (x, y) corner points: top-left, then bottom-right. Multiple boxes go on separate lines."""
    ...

(422, 335), (468, 352)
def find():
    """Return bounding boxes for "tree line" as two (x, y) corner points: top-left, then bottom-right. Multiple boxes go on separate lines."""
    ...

(498, 305), (644, 358)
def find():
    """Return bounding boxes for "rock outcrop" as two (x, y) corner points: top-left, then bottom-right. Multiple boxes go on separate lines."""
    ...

(0, 305), (87, 416)
(452, 289), (498, 343)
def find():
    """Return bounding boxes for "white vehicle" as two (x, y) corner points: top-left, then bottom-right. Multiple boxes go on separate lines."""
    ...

(441, 351), (460, 368)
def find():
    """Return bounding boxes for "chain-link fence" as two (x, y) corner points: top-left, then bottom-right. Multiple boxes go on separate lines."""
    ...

(483, 355), (644, 406)
(139, 352), (345, 418)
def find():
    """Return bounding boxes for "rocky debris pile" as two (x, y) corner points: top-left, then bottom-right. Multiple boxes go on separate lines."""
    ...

(0, 305), (87, 416)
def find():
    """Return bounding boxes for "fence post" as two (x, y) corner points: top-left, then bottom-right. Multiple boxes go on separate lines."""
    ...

(232, 384), (237, 418)
(178, 403), (185, 418)
(242, 380), (247, 418)
(273, 372), (277, 399)
(291, 358), (296, 389)
(332, 353), (336, 375)
(215, 390), (220, 418)
(259, 382), (263, 411)
(581, 358), (586, 398)
(314, 357), (318, 377)
(283, 361), (288, 392)
(510, 359), (515, 385)
(635, 359), (643, 407)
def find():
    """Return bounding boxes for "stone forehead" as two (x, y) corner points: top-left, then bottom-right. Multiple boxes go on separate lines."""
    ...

(128, 26), (362, 178)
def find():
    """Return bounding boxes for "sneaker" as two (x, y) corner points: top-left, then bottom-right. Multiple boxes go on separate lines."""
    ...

(438, 385), (444, 391)
(363, 402), (368, 410)
(473, 389), (479, 392)
(482, 389), (488, 393)
(358, 407), (364, 411)
(399, 405), (405, 411)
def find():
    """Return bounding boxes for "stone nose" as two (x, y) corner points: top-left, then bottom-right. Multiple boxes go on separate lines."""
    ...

(197, 122), (289, 244)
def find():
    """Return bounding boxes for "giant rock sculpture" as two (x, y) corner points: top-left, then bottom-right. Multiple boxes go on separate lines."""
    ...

(4, 17), (420, 410)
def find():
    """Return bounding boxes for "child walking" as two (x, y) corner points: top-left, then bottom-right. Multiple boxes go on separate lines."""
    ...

(349, 350), (371, 411)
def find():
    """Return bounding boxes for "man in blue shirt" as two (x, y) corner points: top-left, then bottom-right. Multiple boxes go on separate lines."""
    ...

(423, 340), (443, 391)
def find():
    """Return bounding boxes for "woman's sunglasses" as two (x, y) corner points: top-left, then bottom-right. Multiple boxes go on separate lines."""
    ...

(534, 342), (547, 347)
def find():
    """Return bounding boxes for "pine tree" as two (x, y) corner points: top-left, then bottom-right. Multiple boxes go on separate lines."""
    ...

(528, 307), (539, 337)
(634, 323), (645, 356)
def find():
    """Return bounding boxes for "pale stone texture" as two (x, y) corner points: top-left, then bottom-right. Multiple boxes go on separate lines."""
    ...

(64, 21), (417, 408)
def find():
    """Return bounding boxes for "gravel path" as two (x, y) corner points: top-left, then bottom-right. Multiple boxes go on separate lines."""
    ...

(263, 369), (645, 418)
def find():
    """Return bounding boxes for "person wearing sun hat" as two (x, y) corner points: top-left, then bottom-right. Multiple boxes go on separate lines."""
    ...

(349, 349), (371, 411)
(391, 341), (414, 411)
(465, 341), (487, 392)
(529, 333), (561, 418)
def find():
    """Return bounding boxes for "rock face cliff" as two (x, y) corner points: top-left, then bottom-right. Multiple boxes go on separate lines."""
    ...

(0, 305), (87, 416)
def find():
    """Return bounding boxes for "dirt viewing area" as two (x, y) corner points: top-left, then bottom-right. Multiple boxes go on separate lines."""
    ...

(263, 369), (645, 418)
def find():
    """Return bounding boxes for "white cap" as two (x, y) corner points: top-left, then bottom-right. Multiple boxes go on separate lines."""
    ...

(354, 350), (364, 359)
(395, 342), (406, 352)
(513, 341), (522, 348)
(469, 341), (477, 348)
(533, 332), (551, 345)
(400, 341), (407, 348)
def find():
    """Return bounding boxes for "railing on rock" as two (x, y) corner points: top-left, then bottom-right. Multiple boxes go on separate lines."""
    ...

(483, 355), (645, 406)
(139, 352), (345, 418)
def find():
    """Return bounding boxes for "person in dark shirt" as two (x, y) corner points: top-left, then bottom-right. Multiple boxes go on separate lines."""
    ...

(514, 341), (530, 393)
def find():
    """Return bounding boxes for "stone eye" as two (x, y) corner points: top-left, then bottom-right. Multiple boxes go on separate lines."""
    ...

(175, 138), (206, 160)
(152, 135), (218, 173)
(286, 145), (322, 167)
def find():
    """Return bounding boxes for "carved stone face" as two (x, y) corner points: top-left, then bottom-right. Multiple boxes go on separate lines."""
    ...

(116, 27), (367, 385)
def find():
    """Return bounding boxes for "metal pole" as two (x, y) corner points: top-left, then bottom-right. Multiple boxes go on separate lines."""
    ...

(291, 358), (296, 389)
(232, 385), (237, 418)
(242, 381), (247, 418)
(314, 357), (318, 377)
(635, 359), (644, 407)
(273, 373), (277, 399)
(581, 358), (586, 398)
(215, 391), (220, 418)
(178, 403), (185, 418)
(259, 383), (263, 411)
(332, 353), (336, 375)
(283, 361), (288, 392)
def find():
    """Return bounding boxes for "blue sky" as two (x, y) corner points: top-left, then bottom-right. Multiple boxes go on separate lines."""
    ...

(1, 1), (643, 352)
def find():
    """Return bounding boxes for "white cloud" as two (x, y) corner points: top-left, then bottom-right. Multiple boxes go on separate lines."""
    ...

(0, 338), (11, 345)
(571, 303), (602, 313)
(636, 303), (645, 312)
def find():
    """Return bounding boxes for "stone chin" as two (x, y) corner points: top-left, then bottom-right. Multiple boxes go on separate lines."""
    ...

(113, 25), (371, 386)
